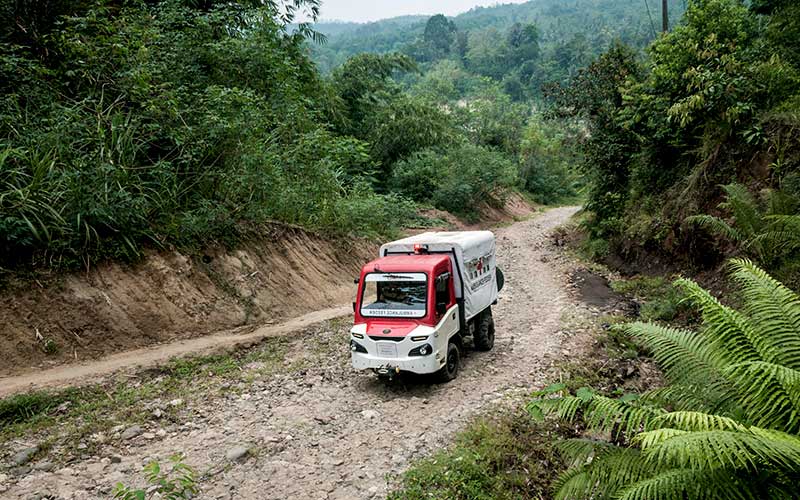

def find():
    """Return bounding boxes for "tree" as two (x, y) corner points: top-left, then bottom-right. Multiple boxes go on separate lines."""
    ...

(330, 53), (416, 136)
(548, 42), (642, 239)
(365, 95), (454, 176)
(423, 14), (457, 60)
(506, 23), (540, 67)
(465, 28), (508, 80)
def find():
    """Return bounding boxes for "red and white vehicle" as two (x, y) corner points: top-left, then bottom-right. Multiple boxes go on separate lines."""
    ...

(350, 231), (503, 382)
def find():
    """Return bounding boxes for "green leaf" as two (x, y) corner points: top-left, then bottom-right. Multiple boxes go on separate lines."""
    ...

(576, 387), (594, 402)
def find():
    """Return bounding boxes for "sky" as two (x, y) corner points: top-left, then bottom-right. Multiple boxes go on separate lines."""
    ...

(306, 0), (530, 23)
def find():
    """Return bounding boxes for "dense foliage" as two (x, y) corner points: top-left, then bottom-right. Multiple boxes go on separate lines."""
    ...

(1, 0), (407, 269)
(530, 259), (800, 499)
(2, 0), (567, 271)
(555, 0), (800, 277)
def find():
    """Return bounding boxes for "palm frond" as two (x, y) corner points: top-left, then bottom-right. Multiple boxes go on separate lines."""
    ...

(728, 258), (800, 370)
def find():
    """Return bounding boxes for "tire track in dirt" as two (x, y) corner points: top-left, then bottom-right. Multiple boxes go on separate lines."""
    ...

(3, 206), (580, 500)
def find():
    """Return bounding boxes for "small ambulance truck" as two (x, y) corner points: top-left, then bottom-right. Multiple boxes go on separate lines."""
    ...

(350, 231), (503, 381)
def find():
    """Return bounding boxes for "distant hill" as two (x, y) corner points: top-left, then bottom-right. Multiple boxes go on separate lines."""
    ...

(309, 0), (685, 73)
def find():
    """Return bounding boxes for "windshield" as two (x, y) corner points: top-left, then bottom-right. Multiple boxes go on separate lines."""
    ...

(360, 272), (428, 318)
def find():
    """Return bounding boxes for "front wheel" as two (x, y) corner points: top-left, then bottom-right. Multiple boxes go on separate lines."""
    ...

(474, 309), (495, 351)
(436, 341), (460, 383)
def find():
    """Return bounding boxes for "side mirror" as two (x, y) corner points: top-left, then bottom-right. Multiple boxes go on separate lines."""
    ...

(352, 301), (357, 313)
(436, 302), (447, 316)
(353, 278), (359, 284)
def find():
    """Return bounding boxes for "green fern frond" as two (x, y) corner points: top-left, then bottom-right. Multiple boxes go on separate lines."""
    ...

(616, 322), (725, 387)
(639, 428), (800, 472)
(553, 395), (584, 421)
(674, 277), (761, 364)
(554, 438), (615, 466)
(746, 232), (800, 264)
(724, 361), (800, 432)
(583, 394), (666, 439)
(642, 384), (742, 417)
(728, 258), (800, 370)
(720, 183), (762, 239)
(764, 214), (800, 230)
(553, 468), (594, 500)
(743, 427), (800, 472)
(685, 214), (741, 241)
(653, 411), (747, 432)
(616, 468), (757, 500)
(554, 446), (655, 500)
(589, 447), (654, 496)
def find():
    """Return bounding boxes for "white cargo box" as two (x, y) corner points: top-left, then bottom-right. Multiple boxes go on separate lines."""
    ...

(380, 231), (498, 321)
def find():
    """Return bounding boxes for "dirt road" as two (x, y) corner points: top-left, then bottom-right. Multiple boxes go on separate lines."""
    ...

(2, 206), (581, 500)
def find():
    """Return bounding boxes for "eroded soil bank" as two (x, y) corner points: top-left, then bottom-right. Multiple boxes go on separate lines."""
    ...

(0, 226), (375, 377)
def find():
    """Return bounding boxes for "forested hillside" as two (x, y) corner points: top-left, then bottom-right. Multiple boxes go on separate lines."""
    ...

(311, 0), (686, 88)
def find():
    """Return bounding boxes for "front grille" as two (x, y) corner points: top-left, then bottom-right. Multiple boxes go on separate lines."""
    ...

(369, 336), (405, 342)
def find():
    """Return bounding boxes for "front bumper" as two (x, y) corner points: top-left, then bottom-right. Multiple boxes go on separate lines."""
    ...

(350, 327), (444, 375)
(352, 350), (444, 374)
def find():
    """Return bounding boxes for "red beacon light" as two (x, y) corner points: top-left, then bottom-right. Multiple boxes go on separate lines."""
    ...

(413, 244), (429, 254)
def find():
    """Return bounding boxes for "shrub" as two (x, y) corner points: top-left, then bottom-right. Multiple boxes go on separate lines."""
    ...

(113, 454), (198, 500)
(530, 259), (800, 499)
(389, 412), (564, 500)
(390, 144), (518, 217)
(518, 118), (581, 205)
(686, 183), (800, 268)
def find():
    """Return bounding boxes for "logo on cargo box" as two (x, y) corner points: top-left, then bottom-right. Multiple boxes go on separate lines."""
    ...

(466, 253), (492, 290)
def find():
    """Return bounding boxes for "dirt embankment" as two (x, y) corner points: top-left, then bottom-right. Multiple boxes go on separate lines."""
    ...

(0, 226), (375, 377)
(0, 196), (534, 380)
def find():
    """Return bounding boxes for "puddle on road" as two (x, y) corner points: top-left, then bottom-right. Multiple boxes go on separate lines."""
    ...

(570, 269), (625, 309)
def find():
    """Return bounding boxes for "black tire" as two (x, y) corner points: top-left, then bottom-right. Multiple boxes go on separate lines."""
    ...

(474, 309), (495, 351)
(496, 267), (505, 292)
(436, 341), (460, 383)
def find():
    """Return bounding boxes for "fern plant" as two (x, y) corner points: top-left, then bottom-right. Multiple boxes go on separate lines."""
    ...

(529, 259), (800, 499)
(685, 183), (800, 266)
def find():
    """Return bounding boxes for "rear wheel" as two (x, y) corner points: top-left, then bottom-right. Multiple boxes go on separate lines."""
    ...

(474, 309), (495, 351)
(436, 341), (460, 383)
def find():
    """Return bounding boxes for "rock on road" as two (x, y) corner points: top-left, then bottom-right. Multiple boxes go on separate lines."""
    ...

(3, 206), (581, 500)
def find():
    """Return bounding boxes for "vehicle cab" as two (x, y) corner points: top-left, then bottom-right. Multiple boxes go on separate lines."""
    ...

(350, 254), (460, 376)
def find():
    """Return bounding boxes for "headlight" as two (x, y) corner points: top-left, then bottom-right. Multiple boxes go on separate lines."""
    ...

(409, 344), (433, 357)
(350, 341), (367, 353)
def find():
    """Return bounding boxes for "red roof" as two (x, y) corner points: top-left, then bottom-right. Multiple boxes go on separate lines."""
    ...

(361, 254), (451, 274)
